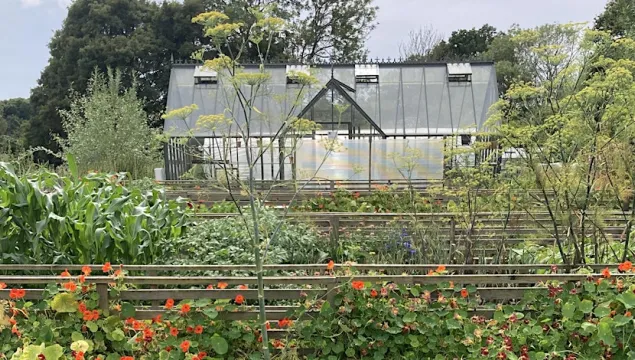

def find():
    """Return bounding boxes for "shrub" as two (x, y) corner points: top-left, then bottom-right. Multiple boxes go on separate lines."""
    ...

(158, 208), (327, 266)
(57, 69), (161, 179)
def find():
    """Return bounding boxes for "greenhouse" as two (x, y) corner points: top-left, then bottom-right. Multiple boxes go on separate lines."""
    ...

(163, 61), (499, 181)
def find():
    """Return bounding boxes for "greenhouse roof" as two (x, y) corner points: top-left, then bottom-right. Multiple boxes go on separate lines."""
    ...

(164, 61), (499, 137)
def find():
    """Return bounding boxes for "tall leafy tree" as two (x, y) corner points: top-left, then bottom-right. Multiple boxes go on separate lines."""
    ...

(286, 0), (378, 62)
(0, 98), (32, 154)
(429, 24), (499, 61)
(595, 0), (635, 38)
(28, 0), (161, 163)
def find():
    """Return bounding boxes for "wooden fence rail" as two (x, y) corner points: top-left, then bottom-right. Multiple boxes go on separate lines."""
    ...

(192, 211), (632, 247)
(0, 264), (628, 322)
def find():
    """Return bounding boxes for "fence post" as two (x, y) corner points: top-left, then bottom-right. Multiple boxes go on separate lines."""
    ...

(326, 277), (337, 306)
(96, 283), (109, 312)
(329, 215), (340, 248)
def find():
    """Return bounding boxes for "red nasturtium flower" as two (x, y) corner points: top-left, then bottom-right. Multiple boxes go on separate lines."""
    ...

(9, 289), (26, 299)
(152, 314), (162, 323)
(194, 325), (204, 334)
(102, 262), (112, 273)
(352, 281), (365, 290)
(265, 321), (271, 330)
(78, 275), (86, 284)
(206, 284), (214, 290)
(217, 282), (228, 289)
(370, 289), (378, 298)
(0, 283), (6, 289)
(626, 311), (632, 317)
(238, 284), (248, 290)
(75, 351), (84, 360)
(64, 281), (78, 292)
(120, 357), (134, 360)
(180, 303), (191, 314)
(460, 288), (469, 298)
(235, 295), (245, 305)
(278, 318), (293, 328)
(601, 267), (611, 279)
(61, 269), (71, 277)
(165, 299), (174, 309)
(170, 327), (179, 336)
(83, 311), (93, 321)
(78, 302), (87, 313)
(326, 260), (335, 270)
(198, 352), (207, 359)
(81, 266), (92, 276)
(180, 340), (191, 353)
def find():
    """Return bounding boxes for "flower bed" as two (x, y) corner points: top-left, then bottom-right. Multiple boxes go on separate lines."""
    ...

(2, 263), (635, 359)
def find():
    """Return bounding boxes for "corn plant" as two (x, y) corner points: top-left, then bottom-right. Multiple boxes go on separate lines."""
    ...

(0, 163), (190, 265)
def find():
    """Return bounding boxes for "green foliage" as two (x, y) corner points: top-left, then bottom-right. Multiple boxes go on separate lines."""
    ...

(429, 24), (499, 61)
(159, 208), (327, 266)
(58, 69), (161, 179)
(487, 24), (635, 264)
(595, 0), (635, 37)
(0, 163), (189, 265)
(0, 98), (31, 155)
(292, 270), (635, 359)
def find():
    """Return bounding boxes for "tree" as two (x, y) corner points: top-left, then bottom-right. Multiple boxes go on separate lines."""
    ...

(488, 24), (635, 264)
(28, 0), (163, 163)
(285, 0), (378, 62)
(0, 98), (32, 154)
(58, 69), (161, 178)
(429, 24), (499, 61)
(595, 0), (635, 38)
(398, 25), (443, 61)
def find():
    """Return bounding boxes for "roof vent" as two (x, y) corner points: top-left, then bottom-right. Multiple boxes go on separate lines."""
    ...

(447, 63), (472, 82)
(355, 64), (379, 83)
(194, 66), (218, 85)
(286, 65), (310, 84)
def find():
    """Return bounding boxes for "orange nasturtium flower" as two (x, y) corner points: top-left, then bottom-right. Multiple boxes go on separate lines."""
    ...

(78, 275), (86, 284)
(180, 340), (191, 353)
(63, 281), (78, 292)
(326, 260), (335, 270)
(370, 289), (378, 298)
(81, 266), (92, 276)
(351, 281), (365, 290)
(601, 267), (611, 279)
(9, 289), (26, 299)
(61, 269), (71, 277)
(180, 303), (191, 314)
(238, 284), (248, 290)
(436, 265), (446, 273)
(460, 288), (469, 298)
(170, 327), (179, 336)
(120, 357), (134, 360)
(618, 261), (632, 273)
(0, 283), (6, 289)
(102, 262), (112, 273)
(278, 318), (293, 328)
(165, 299), (175, 310)
(235, 295), (245, 305)
(194, 325), (204, 334)
(217, 282), (228, 289)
